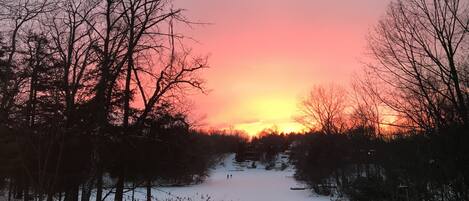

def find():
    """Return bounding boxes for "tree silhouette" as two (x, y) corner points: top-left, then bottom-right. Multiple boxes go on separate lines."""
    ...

(297, 85), (348, 134)
(366, 0), (469, 130)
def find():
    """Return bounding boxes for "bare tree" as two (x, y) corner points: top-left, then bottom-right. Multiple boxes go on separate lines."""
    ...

(297, 85), (348, 134)
(44, 0), (97, 126)
(350, 76), (383, 135)
(75, 0), (207, 200)
(0, 0), (52, 124)
(0, 0), (209, 200)
(367, 0), (469, 130)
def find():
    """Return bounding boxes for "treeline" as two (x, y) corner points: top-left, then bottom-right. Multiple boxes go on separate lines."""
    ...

(292, 126), (469, 201)
(0, 0), (239, 201)
(291, 0), (469, 200)
(0, 121), (242, 201)
(234, 132), (294, 165)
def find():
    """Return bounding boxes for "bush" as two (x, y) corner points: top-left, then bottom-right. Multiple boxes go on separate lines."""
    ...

(345, 176), (390, 201)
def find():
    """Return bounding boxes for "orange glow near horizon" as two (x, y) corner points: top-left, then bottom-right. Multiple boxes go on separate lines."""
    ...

(174, 0), (392, 136)
(234, 122), (307, 137)
(230, 97), (307, 136)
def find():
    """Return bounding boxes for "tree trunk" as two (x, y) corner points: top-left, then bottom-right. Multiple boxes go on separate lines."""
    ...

(14, 180), (22, 199)
(114, 175), (124, 201)
(23, 182), (29, 201)
(123, 6), (135, 131)
(80, 181), (92, 201)
(146, 179), (152, 201)
(122, 51), (133, 130)
(64, 185), (79, 201)
(95, 167), (103, 201)
(27, 64), (38, 128)
(131, 183), (135, 201)
(7, 179), (12, 201)
(46, 191), (54, 201)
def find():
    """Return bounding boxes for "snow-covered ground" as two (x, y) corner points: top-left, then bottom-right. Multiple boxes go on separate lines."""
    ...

(1, 154), (333, 201)
(142, 154), (330, 201)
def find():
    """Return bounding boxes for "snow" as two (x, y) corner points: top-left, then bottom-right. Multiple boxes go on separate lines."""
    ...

(143, 154), (331, 201)
(1, 154), (333, 201)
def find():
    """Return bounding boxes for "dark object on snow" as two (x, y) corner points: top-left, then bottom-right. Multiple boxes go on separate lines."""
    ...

(250, 161), (257, 169)
(290, 187), (306, 190)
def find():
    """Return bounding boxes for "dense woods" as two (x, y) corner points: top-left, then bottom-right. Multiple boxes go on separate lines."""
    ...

(0, 0), (247, 200)
(292, 126), (469, 201)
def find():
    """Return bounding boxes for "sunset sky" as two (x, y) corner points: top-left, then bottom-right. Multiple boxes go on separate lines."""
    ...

(174, 0), (392, 136)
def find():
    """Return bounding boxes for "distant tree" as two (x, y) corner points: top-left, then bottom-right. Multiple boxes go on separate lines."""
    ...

(235, 141), (247, 162)
(349, 77), (384, 136)
(297, 85), (349, 134)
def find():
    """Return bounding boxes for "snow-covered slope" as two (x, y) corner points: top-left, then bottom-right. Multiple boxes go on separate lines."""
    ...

(0, 154), (332, 201)
(148, 154), (330, 201)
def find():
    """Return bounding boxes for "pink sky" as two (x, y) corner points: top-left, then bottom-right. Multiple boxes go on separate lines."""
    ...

(173, 0), (392, 135)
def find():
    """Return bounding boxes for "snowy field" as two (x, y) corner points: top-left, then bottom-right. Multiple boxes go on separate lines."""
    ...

(1, 154), (333, 201)
(141, 154), (331, 201)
